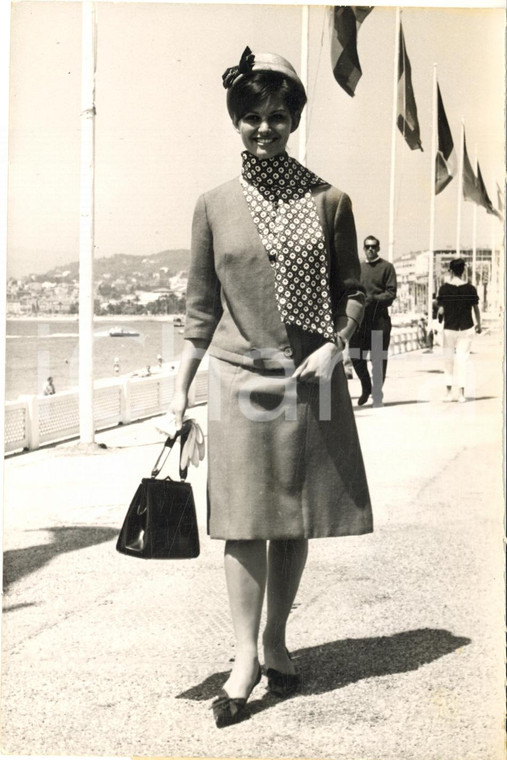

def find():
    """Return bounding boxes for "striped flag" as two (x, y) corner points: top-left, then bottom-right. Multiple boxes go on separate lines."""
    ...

(462, 131), (483, 205)
(397, 22), (423, 150)
(476, 164), (502, 218)
(329, 6), (373, 97)
(476, 162), (494, 213)
(435, 84), (456, 194)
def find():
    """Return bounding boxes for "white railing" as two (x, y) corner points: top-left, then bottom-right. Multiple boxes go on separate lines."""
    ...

(4, 365), (208, 455)
(390, 327), (426, 354)
(4, 327), (419, 454)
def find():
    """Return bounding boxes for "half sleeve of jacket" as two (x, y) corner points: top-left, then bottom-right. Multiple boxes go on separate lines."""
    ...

(183, 193), (223, 344)
(329, 191), (365, 329)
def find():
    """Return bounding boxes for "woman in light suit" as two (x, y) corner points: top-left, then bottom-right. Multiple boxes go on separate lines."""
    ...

(170, 47), (372, 727)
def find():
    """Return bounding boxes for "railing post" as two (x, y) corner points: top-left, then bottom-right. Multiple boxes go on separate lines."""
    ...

(157, 377), (162, 414)
(19, 394), (40, 451)
(121, 378), (131, 424)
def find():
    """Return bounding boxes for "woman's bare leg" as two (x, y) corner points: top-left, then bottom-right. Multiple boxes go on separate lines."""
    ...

(262, 538), (308, 674)
(222, 539), (266, 698)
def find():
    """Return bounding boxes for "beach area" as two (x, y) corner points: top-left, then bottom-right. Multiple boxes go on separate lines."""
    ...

(4, 311), (435, 402)
(5, 315), (186, 401)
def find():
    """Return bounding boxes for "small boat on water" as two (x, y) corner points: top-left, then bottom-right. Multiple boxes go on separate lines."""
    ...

(109, 327), (140, 337)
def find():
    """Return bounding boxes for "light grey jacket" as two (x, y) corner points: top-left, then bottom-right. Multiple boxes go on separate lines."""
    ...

(184, 177), (365, 369)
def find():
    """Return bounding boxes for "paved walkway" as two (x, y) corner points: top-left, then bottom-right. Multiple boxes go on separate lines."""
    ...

(1, 326), (504, 759)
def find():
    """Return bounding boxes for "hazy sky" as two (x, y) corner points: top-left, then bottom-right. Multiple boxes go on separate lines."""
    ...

(5, 0), (505, 277)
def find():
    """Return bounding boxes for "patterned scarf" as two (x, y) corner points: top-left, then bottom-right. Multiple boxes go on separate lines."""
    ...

(240, 151), (335, 341)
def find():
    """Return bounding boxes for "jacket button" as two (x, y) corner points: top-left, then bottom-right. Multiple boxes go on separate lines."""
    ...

(283, 346), (293, 357)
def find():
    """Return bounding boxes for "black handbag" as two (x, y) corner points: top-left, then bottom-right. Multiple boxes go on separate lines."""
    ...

(116, 422), (200, 559)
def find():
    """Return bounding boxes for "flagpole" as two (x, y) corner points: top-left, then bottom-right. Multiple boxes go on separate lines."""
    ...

(387, 6), (401, 264)
(471, 203), (478, 288)
(455, 119), (464, 257)
(472, 144), (478, 287)
(298, 4), (309, 166)
(491, 179), (501, 314)
(427, 64), (437, 326)
(497, 182), (505, 317)
(490, 212), (496, 314)
(79, 0), (96, 444)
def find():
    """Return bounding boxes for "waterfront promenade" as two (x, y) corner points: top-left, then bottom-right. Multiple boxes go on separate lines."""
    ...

(1, 325), (504, 759)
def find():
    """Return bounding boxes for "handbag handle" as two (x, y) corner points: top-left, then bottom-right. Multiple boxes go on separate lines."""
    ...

(151, 420), (192, 480)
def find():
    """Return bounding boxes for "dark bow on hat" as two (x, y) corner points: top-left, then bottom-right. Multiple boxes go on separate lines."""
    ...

(222, 46), (255, 89)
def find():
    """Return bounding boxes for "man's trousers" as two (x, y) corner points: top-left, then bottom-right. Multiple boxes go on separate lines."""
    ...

(349, 311), (392, 402)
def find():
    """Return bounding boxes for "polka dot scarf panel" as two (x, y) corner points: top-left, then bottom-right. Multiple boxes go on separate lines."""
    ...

(240, 151), (335, 341)
(241, 150), (325, 202)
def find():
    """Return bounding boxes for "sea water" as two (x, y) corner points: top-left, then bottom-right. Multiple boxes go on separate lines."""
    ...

(5, 318), (186, 401)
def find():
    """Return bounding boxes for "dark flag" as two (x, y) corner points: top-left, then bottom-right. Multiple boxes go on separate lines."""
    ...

(462, 131), (483, 205)
(476, 162), (500, 217)
(329, 6), (373, 97)
(435, 84), (456, 194)
(397, 22), (423, 150)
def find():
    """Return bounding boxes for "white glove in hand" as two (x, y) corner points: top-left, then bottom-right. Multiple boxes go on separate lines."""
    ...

(180, 419), (206, 470)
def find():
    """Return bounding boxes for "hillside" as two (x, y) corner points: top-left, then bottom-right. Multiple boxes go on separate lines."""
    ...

(37, 249), (190, 282)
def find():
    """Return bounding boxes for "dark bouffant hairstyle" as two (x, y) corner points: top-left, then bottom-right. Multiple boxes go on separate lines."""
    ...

(449, 258), (466, 276)
(226, 70), (307, 125)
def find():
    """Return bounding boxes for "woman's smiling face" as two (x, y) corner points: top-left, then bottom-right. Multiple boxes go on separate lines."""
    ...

(234, 94), (298, 159)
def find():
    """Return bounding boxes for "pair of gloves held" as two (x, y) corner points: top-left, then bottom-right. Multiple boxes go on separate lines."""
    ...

(156, 415), (205, 470)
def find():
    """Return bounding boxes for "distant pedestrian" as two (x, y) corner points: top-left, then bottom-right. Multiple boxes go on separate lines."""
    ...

(423, 293), (439, 352)
(417, 317), (427, 347)
(43, 377), (55, 396)
(437, 258), (481, 403)
(157, 354), (163, 369)
(349, 236), (397, 407)
(113, 357), (120, 376)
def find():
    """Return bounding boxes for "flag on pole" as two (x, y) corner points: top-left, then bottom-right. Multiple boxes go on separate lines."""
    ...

(462, 130), (483, 205)
(435, 84), (456, 194)
(475, 162), (498, 216)
(496, 183), (504, 212)
(496, 183), (504, 220)
(329, 6), (373, 97)
(397, 22), (423, 150)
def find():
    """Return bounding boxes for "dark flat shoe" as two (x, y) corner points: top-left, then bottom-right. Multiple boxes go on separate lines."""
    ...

(266, 650), (301, 697)
(212, 666), (261, 728)
(266, 667), (301, 697)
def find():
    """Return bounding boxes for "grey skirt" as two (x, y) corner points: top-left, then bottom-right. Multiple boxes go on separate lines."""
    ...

(206, 335), (373, 540)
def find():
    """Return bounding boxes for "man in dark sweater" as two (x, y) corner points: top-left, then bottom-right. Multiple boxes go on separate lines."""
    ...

(349, 235), (397, 407)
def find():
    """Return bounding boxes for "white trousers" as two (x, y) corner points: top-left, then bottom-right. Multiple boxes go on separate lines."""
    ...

(442, 328), (474, 387)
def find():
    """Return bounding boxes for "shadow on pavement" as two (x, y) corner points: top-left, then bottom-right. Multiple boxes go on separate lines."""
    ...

(380, 400), (430, 407)
(355, 400), (430, 409)
(177, 628), (470, 715)
(2, 602), (37, 613)
(2, 526), (118, 596)
(291, 628), (470, 695)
